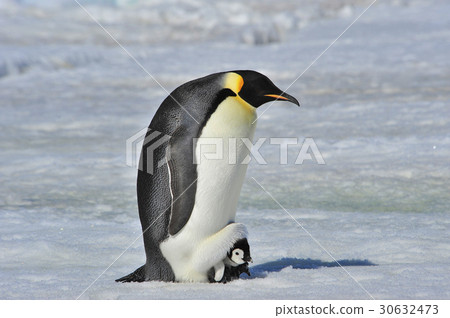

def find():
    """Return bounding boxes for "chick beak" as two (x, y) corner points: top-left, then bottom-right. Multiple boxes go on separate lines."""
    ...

(244, 256), (253, 263)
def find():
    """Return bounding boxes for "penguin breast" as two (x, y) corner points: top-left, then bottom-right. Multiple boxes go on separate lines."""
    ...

(188, 95), (257, 235)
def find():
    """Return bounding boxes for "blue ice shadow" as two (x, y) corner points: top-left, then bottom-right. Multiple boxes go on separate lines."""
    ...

(243, 258), (376, 279)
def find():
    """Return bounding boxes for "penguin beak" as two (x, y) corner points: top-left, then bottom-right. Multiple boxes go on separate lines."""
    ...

(244, 256), (253, 263)
(264, 92), (300, 106)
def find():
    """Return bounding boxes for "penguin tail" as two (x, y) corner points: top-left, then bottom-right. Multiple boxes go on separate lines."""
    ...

(115, 265), (146, 283)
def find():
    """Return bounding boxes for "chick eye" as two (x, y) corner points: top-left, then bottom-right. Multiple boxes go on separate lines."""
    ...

(235, 251), (239, 255)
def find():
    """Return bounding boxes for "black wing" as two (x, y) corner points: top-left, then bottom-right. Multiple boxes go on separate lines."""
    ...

(166, 125), (198, 235)
(166, 87), (237, 235)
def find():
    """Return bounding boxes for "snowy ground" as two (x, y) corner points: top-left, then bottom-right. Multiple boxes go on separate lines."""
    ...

(0, 0), (449, 299)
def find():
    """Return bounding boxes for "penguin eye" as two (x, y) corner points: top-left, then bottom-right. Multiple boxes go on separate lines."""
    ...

(235, 251), (239, 255)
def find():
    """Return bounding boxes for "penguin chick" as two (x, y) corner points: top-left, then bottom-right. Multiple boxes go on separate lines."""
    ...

(226, 238), (252, 266)
(213, 238), (252, 282)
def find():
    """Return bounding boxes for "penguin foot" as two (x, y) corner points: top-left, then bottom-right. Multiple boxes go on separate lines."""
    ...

(115, 265), (146, 283)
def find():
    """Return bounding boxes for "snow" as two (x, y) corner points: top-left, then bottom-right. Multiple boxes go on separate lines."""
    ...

(0, 0), (449, 299)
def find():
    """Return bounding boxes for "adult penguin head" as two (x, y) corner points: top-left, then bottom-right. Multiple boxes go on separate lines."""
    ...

(224, 70), (300, 108)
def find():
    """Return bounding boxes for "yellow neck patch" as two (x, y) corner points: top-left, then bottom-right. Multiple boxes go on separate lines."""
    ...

(223, 72), (244, 94)
(222, 72), (256, 117)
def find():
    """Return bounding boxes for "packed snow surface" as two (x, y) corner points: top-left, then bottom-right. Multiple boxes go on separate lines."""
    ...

(0, 0), (449, 299)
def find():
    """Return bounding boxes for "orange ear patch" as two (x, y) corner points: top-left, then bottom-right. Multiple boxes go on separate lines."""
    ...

(224, 72), (244, 94)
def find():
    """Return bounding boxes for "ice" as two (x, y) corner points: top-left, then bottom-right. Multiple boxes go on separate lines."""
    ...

(0, 0), (449, 299)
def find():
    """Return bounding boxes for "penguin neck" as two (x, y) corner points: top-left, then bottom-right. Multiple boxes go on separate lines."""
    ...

(206, 95), (257, 132)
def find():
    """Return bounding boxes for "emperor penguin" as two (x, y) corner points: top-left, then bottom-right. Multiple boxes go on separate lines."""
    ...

(116, 70), (299, 283)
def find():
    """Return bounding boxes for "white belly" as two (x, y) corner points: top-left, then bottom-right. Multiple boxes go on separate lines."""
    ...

(160, 96), (256, 282)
